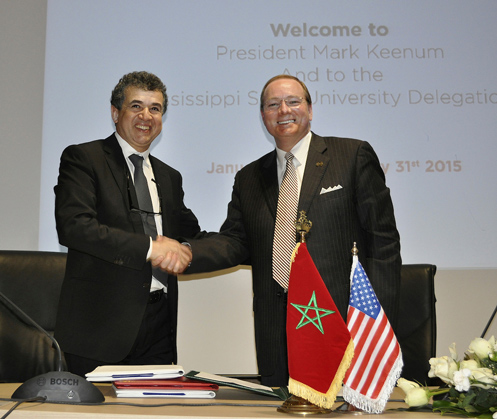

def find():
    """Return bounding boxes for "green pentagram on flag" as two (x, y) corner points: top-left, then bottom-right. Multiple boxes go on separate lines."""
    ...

(291, 291), (335, 334)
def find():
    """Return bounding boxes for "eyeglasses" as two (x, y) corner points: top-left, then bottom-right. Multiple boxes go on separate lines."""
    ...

(264, 96), (305, 111)
(127, 175), (162, 216)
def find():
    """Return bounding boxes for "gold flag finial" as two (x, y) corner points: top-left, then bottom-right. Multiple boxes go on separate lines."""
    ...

(351, 242), (358, 256)
(295, 211), (312, 243)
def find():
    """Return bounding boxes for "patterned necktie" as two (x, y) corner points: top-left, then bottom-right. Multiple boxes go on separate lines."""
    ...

(129, 154), (168, 286)
(272, 152), (299, 289)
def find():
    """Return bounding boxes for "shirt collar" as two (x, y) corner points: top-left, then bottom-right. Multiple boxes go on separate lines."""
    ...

(115, 131), (151, 163)
(275, 130), (312, 170)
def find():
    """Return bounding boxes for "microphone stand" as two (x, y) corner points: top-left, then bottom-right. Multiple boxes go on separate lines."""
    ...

(0, 291), (64, 372)
(0, 290), (104, 403)
(481, 303), (497, 339)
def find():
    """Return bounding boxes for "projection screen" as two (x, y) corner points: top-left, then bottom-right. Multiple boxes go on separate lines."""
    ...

(38, 0), (497, 373)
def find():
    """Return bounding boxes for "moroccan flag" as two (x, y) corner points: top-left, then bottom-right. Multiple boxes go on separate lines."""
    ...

(342, 253), (403, 413)
(287, 242), (354, 409)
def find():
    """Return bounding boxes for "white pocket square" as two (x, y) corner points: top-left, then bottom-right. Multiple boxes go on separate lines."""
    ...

(320, 185), (343, 194)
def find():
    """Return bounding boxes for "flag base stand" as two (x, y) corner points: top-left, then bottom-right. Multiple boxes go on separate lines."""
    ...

(277, 395), (332, 415)
(335, 402), (365, 415)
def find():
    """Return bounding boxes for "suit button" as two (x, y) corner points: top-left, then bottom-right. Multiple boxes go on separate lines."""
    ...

(277, 292), (283, 297)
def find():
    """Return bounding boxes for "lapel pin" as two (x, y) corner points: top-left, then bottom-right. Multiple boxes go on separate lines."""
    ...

(316, 162), (324, 167)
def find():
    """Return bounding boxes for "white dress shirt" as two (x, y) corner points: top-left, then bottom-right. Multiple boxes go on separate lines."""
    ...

(115, 133), (165, 292)
(275, 130), (312, 192)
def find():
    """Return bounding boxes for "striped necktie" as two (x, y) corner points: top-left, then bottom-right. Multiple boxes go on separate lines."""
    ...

(272, 152), (299, 289)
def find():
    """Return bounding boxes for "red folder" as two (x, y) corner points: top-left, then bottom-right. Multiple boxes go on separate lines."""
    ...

(114, 376), (219, 391)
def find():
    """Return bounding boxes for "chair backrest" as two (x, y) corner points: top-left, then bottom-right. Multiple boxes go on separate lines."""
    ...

(396, 264), (437, 384)
(0, 250), (67, 382)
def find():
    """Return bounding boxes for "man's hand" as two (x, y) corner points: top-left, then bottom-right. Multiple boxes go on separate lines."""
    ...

(149, 236), (192, 274)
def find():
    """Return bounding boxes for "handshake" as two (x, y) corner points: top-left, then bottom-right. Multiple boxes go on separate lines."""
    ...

(149, 235), (192, 275)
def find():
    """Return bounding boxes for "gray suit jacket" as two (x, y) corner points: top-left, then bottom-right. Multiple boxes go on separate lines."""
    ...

(188, 133), (401, 377)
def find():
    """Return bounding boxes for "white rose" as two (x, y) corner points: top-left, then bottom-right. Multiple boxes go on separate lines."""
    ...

(448, 342), (458, 360)
(471, 368), (497, 389)
(488, 336), (497, 361)
(468, 337), (492, 360)
(488, 335), (496, 351)
(428, 356), (458, 384)
(397, 378), (429, 407)
(405, 387), (430, 407)
(459, 359), (479, 371)
(397, 378), (419, 394)
(453, 368), (471, 392)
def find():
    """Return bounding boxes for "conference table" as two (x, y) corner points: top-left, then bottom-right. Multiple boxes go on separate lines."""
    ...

(0, 383), (455, 418)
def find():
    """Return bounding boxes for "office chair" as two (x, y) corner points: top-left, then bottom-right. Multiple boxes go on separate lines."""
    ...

(0, 250), (67, 382)
(396, 264), (437, 384)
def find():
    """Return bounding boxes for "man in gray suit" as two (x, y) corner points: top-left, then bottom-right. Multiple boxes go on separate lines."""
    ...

(172, 74), (401, 386)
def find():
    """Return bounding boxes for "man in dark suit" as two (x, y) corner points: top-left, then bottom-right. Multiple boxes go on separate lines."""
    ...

(54, 71), (200, 376)
(183, 75), (401, 386)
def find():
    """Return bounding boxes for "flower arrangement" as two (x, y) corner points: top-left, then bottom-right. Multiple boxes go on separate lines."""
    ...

(397, 336), (497, 418)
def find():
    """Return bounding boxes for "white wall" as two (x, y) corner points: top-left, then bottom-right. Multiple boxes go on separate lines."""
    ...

(0, 0), (46, 251)
(1, 1), (495, 376)
(435, 268), (496, 358)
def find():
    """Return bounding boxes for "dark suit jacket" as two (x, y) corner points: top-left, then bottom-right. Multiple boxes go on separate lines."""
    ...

(54, 134), (202, 363)
(188, 133), (401, 377)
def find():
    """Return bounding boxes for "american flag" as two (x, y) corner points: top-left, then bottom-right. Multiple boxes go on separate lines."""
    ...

(342, 256), (403, 413)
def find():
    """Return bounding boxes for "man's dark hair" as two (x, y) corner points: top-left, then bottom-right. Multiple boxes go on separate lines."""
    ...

(259, 74), (312, 112)
(111, 71), (168, 115)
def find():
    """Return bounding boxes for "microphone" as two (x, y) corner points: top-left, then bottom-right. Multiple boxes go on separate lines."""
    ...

(0, 290), (104, 403)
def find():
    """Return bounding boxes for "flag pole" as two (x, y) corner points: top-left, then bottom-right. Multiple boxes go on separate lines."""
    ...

(335, 243), (364, 414)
